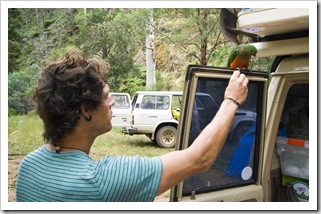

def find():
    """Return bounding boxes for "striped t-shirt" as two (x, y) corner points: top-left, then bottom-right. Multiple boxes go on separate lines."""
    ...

(16, 145), (163, 202)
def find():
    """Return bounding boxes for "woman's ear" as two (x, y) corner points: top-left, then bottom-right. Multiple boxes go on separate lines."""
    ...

(80, 103), (92, 121)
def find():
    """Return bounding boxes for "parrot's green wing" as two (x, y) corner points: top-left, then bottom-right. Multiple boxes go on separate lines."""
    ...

(244, 44), (257, 57)
(227, 48), (239, 67)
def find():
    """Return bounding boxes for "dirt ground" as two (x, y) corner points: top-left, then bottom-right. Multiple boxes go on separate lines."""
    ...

(8, 155), (21, 202)
(8, 155), (169, 202)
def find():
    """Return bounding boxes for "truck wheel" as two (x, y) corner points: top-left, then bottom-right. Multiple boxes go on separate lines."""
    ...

(156, 126), (177, 148)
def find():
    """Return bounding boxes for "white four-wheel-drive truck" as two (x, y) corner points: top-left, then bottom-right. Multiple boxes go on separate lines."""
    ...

(122, 91), (183, 148)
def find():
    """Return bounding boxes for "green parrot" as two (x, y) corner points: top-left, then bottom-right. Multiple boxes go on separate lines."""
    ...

(227, 44), (257, 69)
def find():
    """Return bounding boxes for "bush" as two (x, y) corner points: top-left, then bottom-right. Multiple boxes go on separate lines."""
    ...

(8, 108), (17, 117)
(8, 71), (35, 114)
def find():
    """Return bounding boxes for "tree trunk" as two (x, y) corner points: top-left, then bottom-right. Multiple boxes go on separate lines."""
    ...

(35, 8), (39, 26)
(145, 9), (155, 90)
(201, 42), (207, 65)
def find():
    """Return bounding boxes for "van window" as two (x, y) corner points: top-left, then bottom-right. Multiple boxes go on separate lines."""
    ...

(279, 84), (309, 140)
(141, 95), (170, 109)
(172, 95), (182, 109)
(111, 94), (130, 109)
(183, 76), (264, 196)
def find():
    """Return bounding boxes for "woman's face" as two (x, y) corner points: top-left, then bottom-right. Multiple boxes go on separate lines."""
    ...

(91, 84), (115, 135)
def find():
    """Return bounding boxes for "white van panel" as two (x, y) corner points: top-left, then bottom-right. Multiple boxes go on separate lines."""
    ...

(110, 93), (132, 127)
(238, 8), (308, 37)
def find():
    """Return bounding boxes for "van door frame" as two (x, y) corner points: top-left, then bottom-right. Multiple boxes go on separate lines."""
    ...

(170, 65), (268, 202)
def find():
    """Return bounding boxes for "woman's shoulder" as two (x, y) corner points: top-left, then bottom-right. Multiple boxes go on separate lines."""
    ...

(96, 155), (162, 171)
(21, 144), (94, 165)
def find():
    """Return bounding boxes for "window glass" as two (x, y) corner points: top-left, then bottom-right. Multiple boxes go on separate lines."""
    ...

(172, 95), (182, 121)
(111, 94), (130, 109)
(279, 84), (309, 140)
(141, 95), (170, 109)
(183, 77), (263, 196)
(172, 95), (182, 108)
(142, 95), (156, 109)
(157, 96), (170, 109)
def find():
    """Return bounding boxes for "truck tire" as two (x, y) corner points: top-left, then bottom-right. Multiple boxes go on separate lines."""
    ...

(156, 126), (177, 148)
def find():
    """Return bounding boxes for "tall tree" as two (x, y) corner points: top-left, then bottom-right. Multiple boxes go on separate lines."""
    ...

(8, 8), (23, 73)
(154, 8), (224, 67)
(73, 8), (152, 91)
(145, 9), (155, 90)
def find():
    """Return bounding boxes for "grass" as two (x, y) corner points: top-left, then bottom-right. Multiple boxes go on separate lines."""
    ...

(8, 113), (175, 158)
(8, 112), (45, 156)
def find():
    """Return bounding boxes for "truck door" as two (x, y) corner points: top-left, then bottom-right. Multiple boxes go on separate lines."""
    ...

(133, 94), (171, 127)
(170, 65), (268, 202)
(110, 93), (132, 127)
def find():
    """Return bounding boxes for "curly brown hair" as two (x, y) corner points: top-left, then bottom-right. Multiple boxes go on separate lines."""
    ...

(33, 48), (110, 143)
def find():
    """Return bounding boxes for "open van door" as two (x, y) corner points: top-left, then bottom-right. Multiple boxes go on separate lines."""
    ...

(170, 7), (313, 204)
(110, 93), (132, 127)
(170, 66), (268, 202)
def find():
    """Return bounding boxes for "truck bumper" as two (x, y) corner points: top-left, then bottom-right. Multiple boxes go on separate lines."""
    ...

(122, 127), (137, 135)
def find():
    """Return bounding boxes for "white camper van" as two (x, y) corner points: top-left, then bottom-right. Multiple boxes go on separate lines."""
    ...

(170, 8), (314, 204)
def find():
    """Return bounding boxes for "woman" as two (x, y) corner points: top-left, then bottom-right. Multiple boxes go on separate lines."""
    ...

(16, 48), (248, 202)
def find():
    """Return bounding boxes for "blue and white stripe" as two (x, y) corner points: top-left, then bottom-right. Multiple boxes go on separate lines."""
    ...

(16, 145), (162, 202)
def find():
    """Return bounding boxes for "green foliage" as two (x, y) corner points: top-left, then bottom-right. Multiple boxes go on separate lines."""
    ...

(8, 108), (18, 117)
(115, 65), (146, 96)
(208, 43), (232, 67)
(72, 8), (145, 92)
(8, 9), (23, 73)
(149, 70), (184, 92)
(8, 67), (39, 114)
(251, 56), (275, 72)
(154, 8), (223, 66)
(8, 8), (241, 110)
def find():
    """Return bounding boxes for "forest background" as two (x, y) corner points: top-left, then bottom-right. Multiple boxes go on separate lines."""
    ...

(8, 8), (273, 115)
